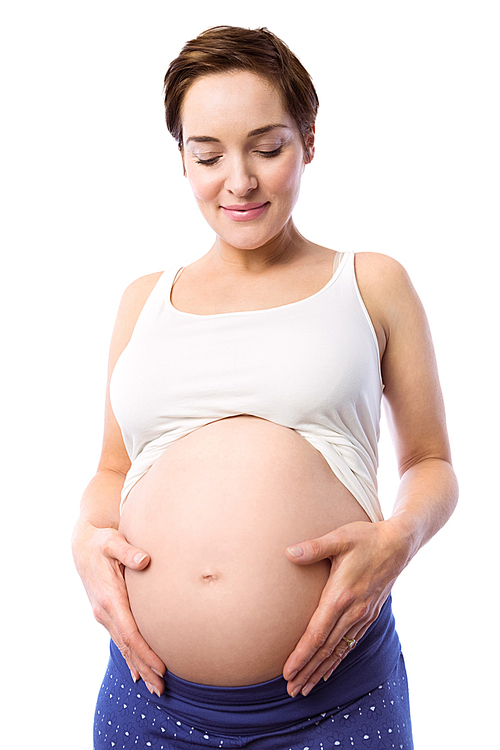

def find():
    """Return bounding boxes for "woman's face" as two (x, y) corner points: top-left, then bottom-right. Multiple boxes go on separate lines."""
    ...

(180, 71), (314, 251)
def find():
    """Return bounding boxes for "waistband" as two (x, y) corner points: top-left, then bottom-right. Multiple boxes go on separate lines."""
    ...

(110, 594), (400, 736)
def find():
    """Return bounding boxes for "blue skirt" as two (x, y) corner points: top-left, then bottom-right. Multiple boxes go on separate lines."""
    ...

(94, 595), (413, 749)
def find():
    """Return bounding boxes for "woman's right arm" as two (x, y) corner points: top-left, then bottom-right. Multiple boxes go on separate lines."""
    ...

(71, 271), (166, 697)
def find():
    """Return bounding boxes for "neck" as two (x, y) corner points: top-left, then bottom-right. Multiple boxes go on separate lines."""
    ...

(209, 220), (308, 275)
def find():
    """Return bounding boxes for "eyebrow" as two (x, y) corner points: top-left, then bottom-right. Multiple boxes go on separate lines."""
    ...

(186, 124), (291, 145)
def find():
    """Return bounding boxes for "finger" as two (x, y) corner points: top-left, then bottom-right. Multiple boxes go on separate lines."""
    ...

(288, 606), (381, 697)
(320, 615), (379, 684)
(92, 558), (166, 693)
(119, 628), (167, 695)
(285, 607), (355, 696)
(285, 528), (346, 566)
(301, 642), (355, 696)
(107, 606), (166, 695)
(285, 596), (376, 694)
(321, 631), (361, 682)
(315, 593), (391, 688)
(282, 585), (349, 681)
(102, 529), (151, 570)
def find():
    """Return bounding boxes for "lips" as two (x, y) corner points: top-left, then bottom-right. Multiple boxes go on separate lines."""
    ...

(220, 202), (269, 222)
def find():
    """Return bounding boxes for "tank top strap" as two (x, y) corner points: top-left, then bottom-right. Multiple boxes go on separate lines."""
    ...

(128, 266), (180, 337)
(327, 250), (356, 299)
(154, 266), (184, 301)
(171, 266), (184, 286)
(332, 250), (346, 276)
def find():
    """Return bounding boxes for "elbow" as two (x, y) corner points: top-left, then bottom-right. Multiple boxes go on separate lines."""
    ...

(398, 450), (454, 479)
(400, 455), (459, 515)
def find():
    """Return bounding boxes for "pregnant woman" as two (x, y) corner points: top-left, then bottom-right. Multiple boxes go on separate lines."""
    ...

(72, 26), (458, 749)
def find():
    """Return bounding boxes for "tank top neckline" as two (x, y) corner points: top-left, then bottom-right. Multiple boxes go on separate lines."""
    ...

(167, 251), (349, 319)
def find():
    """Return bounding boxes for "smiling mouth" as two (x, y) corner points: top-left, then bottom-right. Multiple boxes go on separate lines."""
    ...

(220, 202), (270, 221)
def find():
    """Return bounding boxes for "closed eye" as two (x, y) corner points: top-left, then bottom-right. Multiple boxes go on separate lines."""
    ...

(195, 155), (222, 166)
(255, 146), (284, 158)
(195, 146), (284, 166)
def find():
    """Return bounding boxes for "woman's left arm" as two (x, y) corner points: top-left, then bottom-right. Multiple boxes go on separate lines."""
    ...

(282, 252), (459, 698)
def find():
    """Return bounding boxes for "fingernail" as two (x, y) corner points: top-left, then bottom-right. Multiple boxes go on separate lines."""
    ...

(145, 681), (162, 697)
(323, 662), (339, 681)
(301, 682), (315, 697)
(290, 685), (301, 698)
(287, 670), (298, 681)
(287, 546), (304, 558)
(134, 552), (147, 564)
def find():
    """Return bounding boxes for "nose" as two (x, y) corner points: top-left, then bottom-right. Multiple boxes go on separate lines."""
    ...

(224, 156), (258, 196)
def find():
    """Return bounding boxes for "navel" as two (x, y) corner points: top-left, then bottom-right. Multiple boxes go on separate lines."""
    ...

(200, 571), (221, 583)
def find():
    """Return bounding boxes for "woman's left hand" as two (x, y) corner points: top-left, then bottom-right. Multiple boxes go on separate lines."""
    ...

(282, 518), (411, 698)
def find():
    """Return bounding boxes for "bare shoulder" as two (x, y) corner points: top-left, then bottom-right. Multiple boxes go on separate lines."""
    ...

(355, 251), (423, 323)
(120, 271), (164, 315)
(353, 252), (429, 362)
(109, 271), (164, 367)
(354, 251), (411, 295)
(354, 254), (451, 469)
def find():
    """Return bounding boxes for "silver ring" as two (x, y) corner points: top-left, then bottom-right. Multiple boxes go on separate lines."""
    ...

(342, 636), (356, 649)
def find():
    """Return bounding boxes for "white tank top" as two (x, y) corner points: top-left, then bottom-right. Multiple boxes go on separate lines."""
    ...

(111, 252), (385, 521)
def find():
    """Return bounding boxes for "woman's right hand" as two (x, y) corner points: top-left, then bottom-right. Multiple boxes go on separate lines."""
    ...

(72, 520), (166, 696)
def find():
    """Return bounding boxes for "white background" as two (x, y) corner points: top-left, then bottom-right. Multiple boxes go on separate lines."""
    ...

(2, 1), (499, 747)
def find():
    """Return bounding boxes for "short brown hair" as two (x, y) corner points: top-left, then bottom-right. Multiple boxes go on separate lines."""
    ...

(163, 26), (319, 153)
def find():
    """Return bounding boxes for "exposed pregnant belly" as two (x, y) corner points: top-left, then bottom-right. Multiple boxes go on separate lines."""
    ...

(119, 416), (371, 686)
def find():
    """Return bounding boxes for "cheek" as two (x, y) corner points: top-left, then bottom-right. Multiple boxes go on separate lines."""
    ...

(186, 169), (220, 205)
(265, 158), (304, 198)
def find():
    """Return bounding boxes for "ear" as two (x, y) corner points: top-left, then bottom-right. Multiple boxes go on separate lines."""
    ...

(303, 125), (316, 164)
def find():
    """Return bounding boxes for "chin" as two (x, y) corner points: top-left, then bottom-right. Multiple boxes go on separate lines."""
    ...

(197, 203), (291, 251)
(218, 220), (292, 252)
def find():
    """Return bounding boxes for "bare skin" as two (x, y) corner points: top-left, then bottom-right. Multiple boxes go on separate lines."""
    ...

(72, 70), (458, 699)
(118, 414), (371, 686)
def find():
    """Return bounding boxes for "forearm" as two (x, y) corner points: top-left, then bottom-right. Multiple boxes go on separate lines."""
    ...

(386, 457), (459, 567)
(282, 457), (458, 692)
(75, 468), (126, 532)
